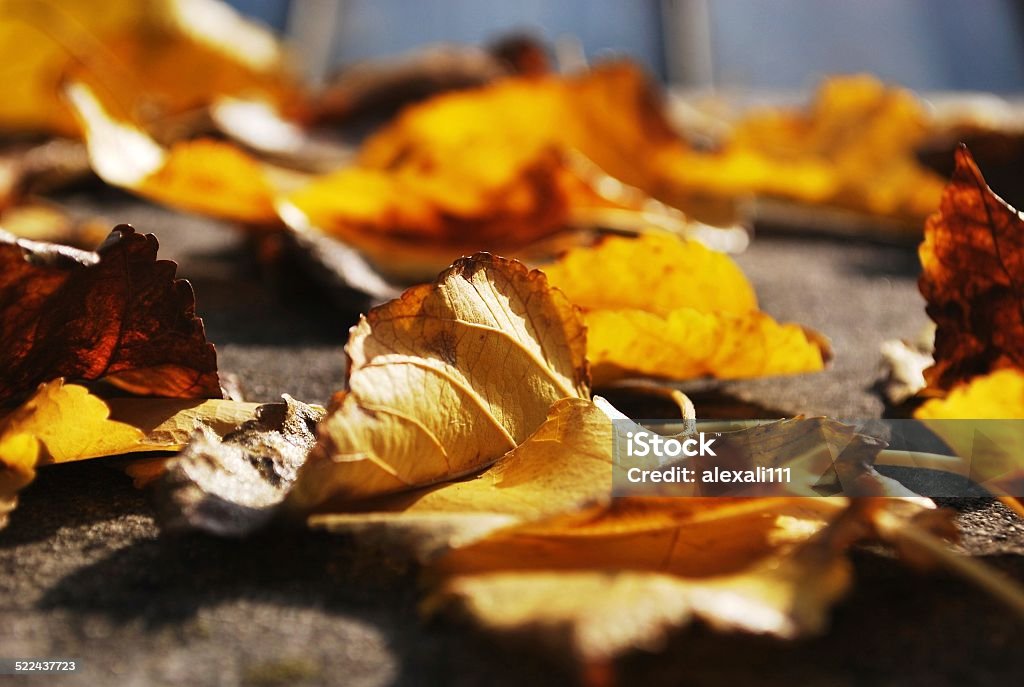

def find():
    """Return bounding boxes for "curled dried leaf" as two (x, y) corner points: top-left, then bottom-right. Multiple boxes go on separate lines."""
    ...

(289, 253), (589, 508)
(694, 74), (946, 222)
(280, 63), (697, 282)
(427, 497), (948, 664)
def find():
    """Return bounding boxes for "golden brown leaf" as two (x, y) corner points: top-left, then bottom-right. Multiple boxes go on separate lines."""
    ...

(356, 62), (685, 209)
(307, 398), (617, 557)
(917, 369), (1024, 421)
(427, 497), (950, 663)
(0, 225), (220, 405)
(918, 146), (1024, 392)
(288, 253), (589, 508)
(541, 234), (829, 384)
(0, 0), (296, 136)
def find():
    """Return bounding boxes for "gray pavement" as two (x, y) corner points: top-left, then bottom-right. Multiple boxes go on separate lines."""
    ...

(1, 194), (1021, 686)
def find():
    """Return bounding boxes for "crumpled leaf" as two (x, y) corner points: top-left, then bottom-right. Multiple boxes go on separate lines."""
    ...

(156, 394), (324, 536)
(307, 398), (618, 558)
(541, 234), (830, 384)
(918, 146), (1024, 392)
(288, 253), (590, 508)
(65, 82), (288, 225)
(0, 0), (296, 136)
(0, 378), (260, 528)
(0, 225), (220, 404)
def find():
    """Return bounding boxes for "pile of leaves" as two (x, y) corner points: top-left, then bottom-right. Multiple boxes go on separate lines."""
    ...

(2, 1), (1024, 680)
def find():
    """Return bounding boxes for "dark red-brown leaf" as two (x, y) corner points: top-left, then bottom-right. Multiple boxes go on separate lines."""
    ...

(919, 145), (1024, 391)
(0, 225), (220, 405)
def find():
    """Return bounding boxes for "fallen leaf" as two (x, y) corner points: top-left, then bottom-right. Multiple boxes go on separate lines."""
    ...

(279, 63), (701, 281)
(0, 224), (220, 404)
(156, 394), (324, 536)
(918, 145), (1024, 392)
(895, 149), (1024, 514)
(280, 150), (594, 279)
(427, 497), (952, 665)
(288, 253), (589, 508)
(691, 74), (946, 222)
(0, 379), (259, 528)
(541, 234), (829, 384)
(910, 370), (1024, 510)
(917, 368), (1024, 420)
(0, 0), (296, 136)
(307, 398), (617, 558)
(65, 81), (286, 225)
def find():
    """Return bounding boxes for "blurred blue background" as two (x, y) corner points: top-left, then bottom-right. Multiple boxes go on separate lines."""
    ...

(226, 0), (1024, 92)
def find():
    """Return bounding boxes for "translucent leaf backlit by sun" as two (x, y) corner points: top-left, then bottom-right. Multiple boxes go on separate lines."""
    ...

(288, 253), (589, 508)
(917, 146), (1024, 393)
(307, 398), (618, 557)
(541, 234), (829, 384)
(0, 225), (220, 404)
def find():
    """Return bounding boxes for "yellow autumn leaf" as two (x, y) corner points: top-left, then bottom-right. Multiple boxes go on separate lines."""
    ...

(916, 369), (1024, 421)
(0, 0), (294, 136)
(0, 433), (35, 529)
(64, 81), (285, 224)
(278, 63), (704, 280)
(288, 253), (590, 509)
(0, 379), (260, 528)
(912, 370), (1024, 512)
(706, 74), (945, 222)
(541, 233), (829, 384)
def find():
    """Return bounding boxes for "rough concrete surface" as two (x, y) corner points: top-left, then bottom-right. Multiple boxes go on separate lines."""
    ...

(1, 195), (1022, 686)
